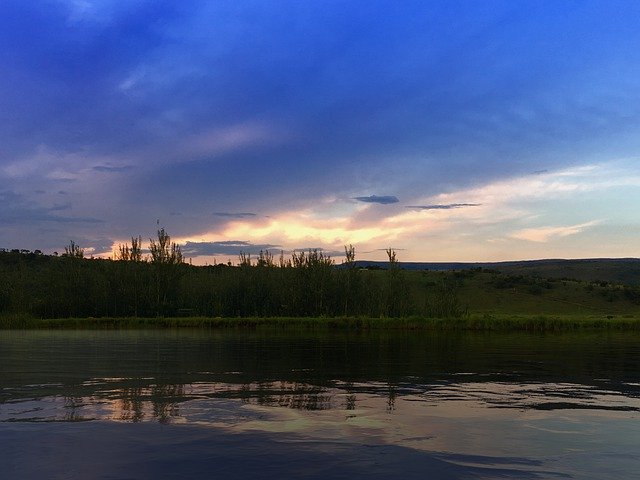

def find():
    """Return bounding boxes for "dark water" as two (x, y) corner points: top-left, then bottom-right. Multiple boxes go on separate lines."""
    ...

(1, 329), (639, 479)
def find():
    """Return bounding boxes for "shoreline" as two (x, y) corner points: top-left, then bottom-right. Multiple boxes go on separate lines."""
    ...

(2, 314), (640, 331)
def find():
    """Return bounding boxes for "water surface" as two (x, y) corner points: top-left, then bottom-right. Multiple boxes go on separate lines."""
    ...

(1, 329), (639, 479)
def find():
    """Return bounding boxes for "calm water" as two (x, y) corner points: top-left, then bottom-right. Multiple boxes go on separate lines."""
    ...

(1, 329), (639, 479)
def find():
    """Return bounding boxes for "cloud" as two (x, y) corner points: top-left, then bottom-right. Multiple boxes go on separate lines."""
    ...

(423, 162), (640, 215)
(222, 210), (410, 246)
(1, 210), (102, 225)
(179, 240), (344, 261)
(405, 203), (481, 210)
(510, 221), (600, 243)
(182, 123), (288, 159)
(181, 240), (281, 257)
(3, 3), (640, 260)
(92, 165), (134, 173)
(49, 203), (72, 212)
(353, 195), (399, 205)
(58, 0), (165, 26)
(213, 212), (257, 219)
(0, 190), (103, 225)
(80, 235), (117, 255)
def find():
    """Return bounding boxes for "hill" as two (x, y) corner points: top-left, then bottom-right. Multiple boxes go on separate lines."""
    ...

(354, 258), (640, 286)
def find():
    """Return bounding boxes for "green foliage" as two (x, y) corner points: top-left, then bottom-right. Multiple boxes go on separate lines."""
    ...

(383, 248), (409, 317)
(2, 241), (639, 322)
(341, 244), (359, 315)
(148, 228), (184, 316)
(424, 280), (466, 318)
(0, 313), (38, 329)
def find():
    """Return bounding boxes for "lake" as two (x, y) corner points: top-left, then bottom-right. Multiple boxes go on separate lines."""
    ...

(1, 329), (639, 479)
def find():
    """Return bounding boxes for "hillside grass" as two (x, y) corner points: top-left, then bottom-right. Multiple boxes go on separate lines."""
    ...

(411, 269), (640, 316)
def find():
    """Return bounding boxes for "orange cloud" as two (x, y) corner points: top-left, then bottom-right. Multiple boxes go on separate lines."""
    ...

(509, 221), (600, 243)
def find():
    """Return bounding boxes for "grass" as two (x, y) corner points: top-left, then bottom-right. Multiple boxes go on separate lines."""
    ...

(3, 313), (640, 331)
(418, 270), (640, 316)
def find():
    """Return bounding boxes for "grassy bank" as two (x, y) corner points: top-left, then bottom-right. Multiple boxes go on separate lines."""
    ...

(3, 314), (640, 331)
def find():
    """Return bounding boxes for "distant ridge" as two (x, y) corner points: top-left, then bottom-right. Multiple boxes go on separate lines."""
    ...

(351, 258), (640, 285)
(353, 257), (640, 270)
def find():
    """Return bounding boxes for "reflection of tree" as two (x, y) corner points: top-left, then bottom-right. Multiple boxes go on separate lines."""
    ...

(343, 382), (357, 410)
(282, 384), (332, 411)
(345, 394), (356, 410)
(255, 381), (276, 406)
(118, 387), (145, 422)
(240, 383), (253, 404)
(151, 383), (184, 423)
(236, 381), (334, 410)
(113, 383), (184, 423)
(63, 395), (86, 421)
(387, 384), (396, 412)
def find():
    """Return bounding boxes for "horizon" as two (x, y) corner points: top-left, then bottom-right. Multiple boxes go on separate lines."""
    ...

(2, 1), (640, 263)
(3, 243), (640, 268)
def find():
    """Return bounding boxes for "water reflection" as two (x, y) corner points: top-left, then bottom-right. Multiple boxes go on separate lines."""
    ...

(2, 329), (640, 422)
(3, 377), (639, 424)
(1, 329), (640, 479)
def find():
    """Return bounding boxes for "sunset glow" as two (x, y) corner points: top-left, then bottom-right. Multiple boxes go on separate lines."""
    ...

(1, 1), (639, 263)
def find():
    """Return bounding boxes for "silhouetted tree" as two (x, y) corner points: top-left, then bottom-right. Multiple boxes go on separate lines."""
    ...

(116, 236), (143, 262)
(0, 240), (469, 320)
(384, 248), (407, 316)
(114, 236), (146, 316)
(63, 240), (84, 258)
(150, 229), (182, 265)
(149, 228), (184, 316)
(342, 244), (359, 315)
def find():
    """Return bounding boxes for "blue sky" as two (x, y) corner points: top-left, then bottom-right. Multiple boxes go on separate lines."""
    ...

(1, 0), (640, 262)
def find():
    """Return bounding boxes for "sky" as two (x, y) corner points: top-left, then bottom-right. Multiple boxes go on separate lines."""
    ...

(2, 0), (640, 264)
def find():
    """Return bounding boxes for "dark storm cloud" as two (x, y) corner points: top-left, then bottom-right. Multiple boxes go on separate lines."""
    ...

(213, 212), (257, 219)
(353, 195), (399, 205)
(81, 236), (117, 255)
(0, 191), (102, 225)
(181, 241), (281, 257)
(405, 203), (481, 210)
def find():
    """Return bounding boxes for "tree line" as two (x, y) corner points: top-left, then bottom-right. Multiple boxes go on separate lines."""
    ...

(0, 229), (463, 319)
